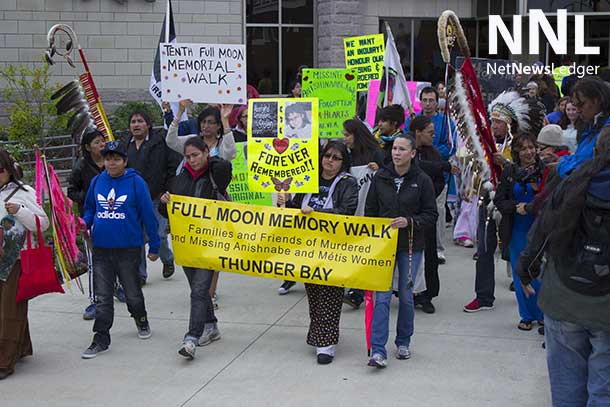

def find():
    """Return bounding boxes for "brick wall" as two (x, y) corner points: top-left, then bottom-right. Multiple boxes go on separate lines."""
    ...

(0, 0), (243, 106)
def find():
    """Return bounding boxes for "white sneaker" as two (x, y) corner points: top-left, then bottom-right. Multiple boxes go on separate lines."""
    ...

(178, 340), (196, 359)
(198, 323), (221, 346)
(462, 238), (474, 248)
(437, 251), (446, 264)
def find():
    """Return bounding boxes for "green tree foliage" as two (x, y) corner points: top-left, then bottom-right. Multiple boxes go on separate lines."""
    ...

(0, 64), (68, 157)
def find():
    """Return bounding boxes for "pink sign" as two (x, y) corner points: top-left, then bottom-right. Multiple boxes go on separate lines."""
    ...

(365, 79), (381, 128)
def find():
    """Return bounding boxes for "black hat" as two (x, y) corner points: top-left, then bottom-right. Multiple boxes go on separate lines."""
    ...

(101, 140), (128, 158)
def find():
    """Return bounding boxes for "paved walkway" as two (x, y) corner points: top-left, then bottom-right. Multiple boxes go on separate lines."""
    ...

(4, 238), (551, 407)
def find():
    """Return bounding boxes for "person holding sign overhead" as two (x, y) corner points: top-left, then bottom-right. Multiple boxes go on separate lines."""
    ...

(365, 134), (437, 368)
(159, 137), (232, 360)
(277, 141), (358, 365)
(168, 99), (237, 162)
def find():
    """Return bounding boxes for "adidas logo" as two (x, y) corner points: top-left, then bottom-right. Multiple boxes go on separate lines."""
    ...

(97, 188), (127, 220)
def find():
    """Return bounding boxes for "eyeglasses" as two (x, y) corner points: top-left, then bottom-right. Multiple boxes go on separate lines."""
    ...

(201, 119), (218, 126)
(323, 153), (343, 162)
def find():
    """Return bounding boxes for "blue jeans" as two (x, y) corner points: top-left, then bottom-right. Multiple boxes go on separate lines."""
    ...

(138, 199), (174, 280)
(92, 247), (147, 347)
(183, 267), (217, 342)
(371, 250), (423, 358)
(545, 315), (610, 407)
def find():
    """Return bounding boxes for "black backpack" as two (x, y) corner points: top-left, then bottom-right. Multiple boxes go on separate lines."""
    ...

(560, 193), (610, 296)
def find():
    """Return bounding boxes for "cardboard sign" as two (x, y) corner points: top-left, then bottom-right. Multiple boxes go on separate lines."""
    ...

(344, 34), (385, 92)
(227, 142), (273, 206)
(301, 69), (357, 139)
(247, 98), (319, 193)
(160, 42), (247, 104)
(168, 196), (398, 291)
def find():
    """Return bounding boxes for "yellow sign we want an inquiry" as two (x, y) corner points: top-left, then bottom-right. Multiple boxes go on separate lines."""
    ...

(167, 195), (398, 291)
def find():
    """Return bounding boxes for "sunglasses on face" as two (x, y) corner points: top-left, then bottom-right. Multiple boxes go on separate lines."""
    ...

(323, 153), (343, 162)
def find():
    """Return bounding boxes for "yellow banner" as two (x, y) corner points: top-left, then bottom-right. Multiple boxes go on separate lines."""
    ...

(167, 195), (398, 291)
(344, 34), (385, 92)
(247, 98), (319, 193)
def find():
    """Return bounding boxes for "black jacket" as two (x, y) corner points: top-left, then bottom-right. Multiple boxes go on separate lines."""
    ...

(124, 132), (182, 200)
(67, 154), (103, 217)
(365, 162), (438, 251)
(159, 157), (232, 218)
(286, 174), (359, 216)
(416, 145), (450, 197)
(494, 161), (545, 260)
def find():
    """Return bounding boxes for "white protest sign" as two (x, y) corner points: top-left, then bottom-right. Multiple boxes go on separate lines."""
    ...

(160, 42), (247, 104)
(349, 165), (375, 216)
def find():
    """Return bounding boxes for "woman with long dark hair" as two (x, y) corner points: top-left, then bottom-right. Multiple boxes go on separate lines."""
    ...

(341, 119), (385, 308)
(494, 134), (545, 331)
(516, 129), (610, 406)
(159, 137), (232, 360)
(67, 128), (106, 320)
(557, 77), (610, 178)
(0, 150), (49, 379)
(343, 119), (384, 170)
(277, 141), (358, 364)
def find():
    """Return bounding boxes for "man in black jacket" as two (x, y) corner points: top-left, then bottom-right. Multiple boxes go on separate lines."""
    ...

(124, 110), (181, 282)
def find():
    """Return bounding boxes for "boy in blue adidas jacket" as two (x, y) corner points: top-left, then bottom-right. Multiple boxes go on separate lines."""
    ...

(81, 140), (160, 359)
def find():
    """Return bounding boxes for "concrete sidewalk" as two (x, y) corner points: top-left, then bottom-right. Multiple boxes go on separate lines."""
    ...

(3, 240), (551, 407)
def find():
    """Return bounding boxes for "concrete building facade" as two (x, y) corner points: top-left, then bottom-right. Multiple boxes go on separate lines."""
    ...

(1, 0), (609, 106)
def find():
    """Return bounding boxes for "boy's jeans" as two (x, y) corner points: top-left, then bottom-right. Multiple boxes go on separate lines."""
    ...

(92, 247), (148, 347)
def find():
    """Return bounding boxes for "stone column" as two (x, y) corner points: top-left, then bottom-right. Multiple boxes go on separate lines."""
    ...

(317, 0), (362, 68)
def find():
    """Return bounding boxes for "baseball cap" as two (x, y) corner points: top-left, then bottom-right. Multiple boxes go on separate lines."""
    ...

(101, 140), (128, 158)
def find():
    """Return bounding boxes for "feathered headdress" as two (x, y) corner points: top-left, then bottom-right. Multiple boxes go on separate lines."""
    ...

(488, 91), (530, 134)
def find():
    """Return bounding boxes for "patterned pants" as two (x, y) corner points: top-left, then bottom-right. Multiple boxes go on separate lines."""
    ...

(305, 283), (344, 347)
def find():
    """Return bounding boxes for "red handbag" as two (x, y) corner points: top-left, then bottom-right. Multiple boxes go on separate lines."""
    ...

(16, 215), (64, 302)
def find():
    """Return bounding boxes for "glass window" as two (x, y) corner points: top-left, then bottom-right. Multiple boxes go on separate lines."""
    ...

(490, 0), (501, 15)
(282, 0), (313, 24)
(282, 27), (313, 93)
(247, 27), (279, 94)
(247, 0), (279, 24)
(246, 0), (314, 95)
(503, 0), (517, 15)
(476, 0), (488, 18)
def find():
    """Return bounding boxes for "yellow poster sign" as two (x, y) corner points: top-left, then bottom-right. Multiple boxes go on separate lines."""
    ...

(167, 195), (398, 291)
(247, 98), (319, 193)
(344, 34), (385, 92)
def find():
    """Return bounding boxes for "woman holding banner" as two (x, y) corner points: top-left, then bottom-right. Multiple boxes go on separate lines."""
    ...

(159, 137), (232, 360)
(342, 119), (384, 309)
(277, 141), (358, 365)
(169, 99), (237, 310)
(365, 134), (437, 368)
